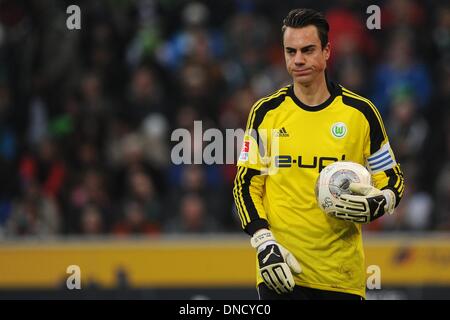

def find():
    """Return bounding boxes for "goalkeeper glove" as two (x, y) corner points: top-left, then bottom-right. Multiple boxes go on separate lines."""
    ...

(251, 228), (302, 294)
(332, 183), (396, 224)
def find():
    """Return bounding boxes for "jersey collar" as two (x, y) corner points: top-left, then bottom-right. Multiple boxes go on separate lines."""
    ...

(287, 80), (341, 112)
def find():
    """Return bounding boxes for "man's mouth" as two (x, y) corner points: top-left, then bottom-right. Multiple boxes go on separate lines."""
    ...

(292, 68), (312, 75)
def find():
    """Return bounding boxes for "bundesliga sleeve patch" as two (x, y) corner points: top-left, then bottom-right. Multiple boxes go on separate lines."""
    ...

(367, 142), (397, 173)
(239, 139), (250, 161)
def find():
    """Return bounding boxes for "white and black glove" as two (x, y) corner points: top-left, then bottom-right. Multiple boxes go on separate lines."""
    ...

(251, 228), (302, 294)
(332, 183), (396, 224)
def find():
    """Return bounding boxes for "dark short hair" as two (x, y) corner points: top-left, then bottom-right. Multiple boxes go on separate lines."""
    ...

(282, 9), (329, 48)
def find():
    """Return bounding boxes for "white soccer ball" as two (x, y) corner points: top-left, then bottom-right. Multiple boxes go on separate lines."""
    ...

(315, 161), (372, 216)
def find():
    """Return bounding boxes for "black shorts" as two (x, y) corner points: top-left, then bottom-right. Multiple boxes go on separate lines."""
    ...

(257, 283), (363, 300)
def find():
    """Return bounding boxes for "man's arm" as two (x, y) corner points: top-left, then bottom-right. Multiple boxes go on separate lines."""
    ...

(356, 142), (405, 216)
(233, 166), (269, 235)
(233, 90), (301, 293)
(335, 91), (405, 223)
(233, 93), (276, 234)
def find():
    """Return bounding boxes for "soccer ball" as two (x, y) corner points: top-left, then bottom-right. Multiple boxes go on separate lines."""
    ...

(315, 161), (372, 216)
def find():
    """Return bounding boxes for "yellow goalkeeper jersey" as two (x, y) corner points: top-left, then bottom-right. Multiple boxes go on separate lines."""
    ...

(233, 82), (404, 298)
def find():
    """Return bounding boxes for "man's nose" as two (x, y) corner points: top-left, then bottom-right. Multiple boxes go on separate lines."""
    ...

(294, 52), (306, 65)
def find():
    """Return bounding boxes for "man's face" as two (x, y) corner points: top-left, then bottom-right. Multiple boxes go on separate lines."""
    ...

(283, 25), (330, 85)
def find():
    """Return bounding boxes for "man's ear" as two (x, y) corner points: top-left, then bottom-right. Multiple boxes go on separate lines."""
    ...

(323, 42), (331, 61)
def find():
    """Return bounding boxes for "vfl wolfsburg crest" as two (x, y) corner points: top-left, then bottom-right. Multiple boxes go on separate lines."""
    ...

(331, 122), (347, 138)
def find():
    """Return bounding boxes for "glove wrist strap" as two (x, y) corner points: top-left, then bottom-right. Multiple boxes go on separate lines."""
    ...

(250, 228), (275, 249)
(382, 189), (396, 215)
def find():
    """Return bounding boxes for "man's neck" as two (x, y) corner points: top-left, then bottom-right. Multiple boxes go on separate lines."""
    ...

(293, 75), (331, 107)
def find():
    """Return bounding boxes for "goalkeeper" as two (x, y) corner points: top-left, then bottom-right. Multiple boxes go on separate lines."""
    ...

(233, 8), (404, 300)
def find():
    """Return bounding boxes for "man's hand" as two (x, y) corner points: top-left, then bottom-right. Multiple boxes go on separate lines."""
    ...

(251, 229), (302, 294)
(331, 183), (396, 223)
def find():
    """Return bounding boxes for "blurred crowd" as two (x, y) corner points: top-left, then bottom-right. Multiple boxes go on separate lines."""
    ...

(0, 0), (448, 238)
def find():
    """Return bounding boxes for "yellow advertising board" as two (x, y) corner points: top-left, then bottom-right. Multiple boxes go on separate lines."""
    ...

(0, 235), (449, 288)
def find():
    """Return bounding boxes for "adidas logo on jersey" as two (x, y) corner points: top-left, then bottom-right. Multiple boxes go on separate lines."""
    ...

(275, 127), (289, 137)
